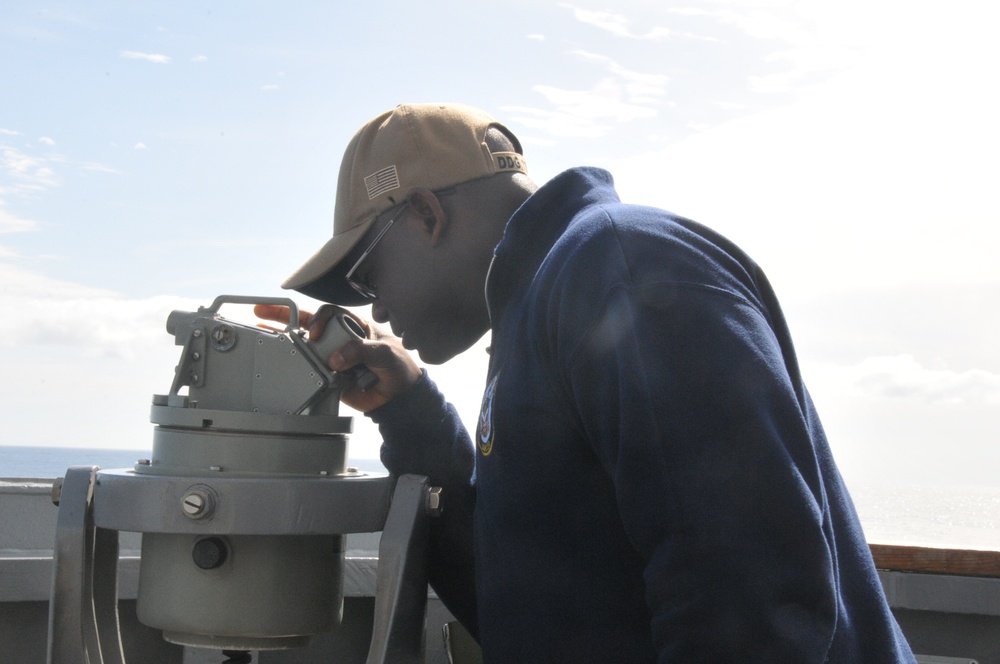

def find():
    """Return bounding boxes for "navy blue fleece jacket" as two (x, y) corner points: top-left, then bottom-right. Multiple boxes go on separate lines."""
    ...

(373, 168), (915, 663)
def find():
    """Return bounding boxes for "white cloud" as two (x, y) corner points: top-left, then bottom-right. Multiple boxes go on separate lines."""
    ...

(561, 3), (714, 41)
(0, 261), (116, 300)
(0, 265), (202, 450)
(749, 45), (860, 93)
(261, 84), (279, 91)
(39, 136), (56, 146)
(706, 7), (810, 44)
(526, 34), (545, 42)
(805, 353), (1000, 487)
(119, 50), (171, 64)
(82, 161), (121, 174)
(819, 355), (1000, 406)
(1, 144), (61, 191)
(0, 205), (37, 233)
(562, 5), (632, 37)
(134, 142), (148, 150)
(536, 78), (658, 122)
(509, 50), (669, 139)
(0, 145), (56, 187)
(568, 50), (669, 101)
(0, 262), (199, 359)
(505, 104), (609, 139)
(191, 54), (208, 63)
(667, 0), (828, 43)
(664, 2), (865, 95)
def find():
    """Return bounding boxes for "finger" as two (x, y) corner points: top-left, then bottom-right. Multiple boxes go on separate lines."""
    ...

(307, 303), (371, 341)
(253, 304), (315, 330)
(334, 337), (422, 412)
(253, 303), (289, 324)
(354, 336), (419, 377)
(326, 338), (361, 371)
(307, 304), (341, 340)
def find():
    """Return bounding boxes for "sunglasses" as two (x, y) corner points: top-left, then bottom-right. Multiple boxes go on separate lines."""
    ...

(344, 202), (410, 300)
(343, 188), (457, 301)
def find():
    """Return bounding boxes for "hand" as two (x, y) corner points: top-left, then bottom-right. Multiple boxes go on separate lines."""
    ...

(254, 303), (422, 413)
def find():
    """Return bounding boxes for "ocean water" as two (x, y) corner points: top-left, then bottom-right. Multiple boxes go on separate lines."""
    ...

(1, 445), (155, 478)
(849, 481), (1000, 550)
(0, 445), (386, 478)
(2, 445), (998, 550)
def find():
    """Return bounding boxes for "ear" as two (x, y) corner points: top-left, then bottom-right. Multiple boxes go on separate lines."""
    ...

(406, 188), (449, 247)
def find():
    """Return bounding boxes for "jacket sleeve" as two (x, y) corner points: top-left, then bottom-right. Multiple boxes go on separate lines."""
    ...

(565, 281), (839, 662)
(368, 370), (480, 638)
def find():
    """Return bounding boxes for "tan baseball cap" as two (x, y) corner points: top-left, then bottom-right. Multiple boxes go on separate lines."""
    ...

(282, 102), (528, 305)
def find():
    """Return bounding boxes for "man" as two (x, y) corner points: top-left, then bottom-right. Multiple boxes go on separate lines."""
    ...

(263, 103), (916, 662)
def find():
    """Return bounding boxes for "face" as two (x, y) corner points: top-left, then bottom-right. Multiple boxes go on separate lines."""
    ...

(348, 201), (492, 364)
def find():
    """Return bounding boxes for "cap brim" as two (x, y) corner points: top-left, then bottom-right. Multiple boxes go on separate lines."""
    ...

(281, 219), (374, 306)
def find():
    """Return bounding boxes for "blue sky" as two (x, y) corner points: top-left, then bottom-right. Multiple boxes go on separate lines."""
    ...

(2, 0), (998, 490)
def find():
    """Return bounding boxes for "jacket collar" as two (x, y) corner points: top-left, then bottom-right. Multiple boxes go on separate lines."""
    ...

(485, 167), (619, 329)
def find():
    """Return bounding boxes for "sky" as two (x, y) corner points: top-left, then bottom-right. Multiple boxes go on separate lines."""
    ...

(1, 0), (998, 491)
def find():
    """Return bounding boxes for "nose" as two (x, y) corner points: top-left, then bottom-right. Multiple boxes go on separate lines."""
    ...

(371, 299), (389, 324)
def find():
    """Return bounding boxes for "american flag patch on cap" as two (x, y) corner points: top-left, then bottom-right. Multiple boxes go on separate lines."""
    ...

(364, 165), (400, 200)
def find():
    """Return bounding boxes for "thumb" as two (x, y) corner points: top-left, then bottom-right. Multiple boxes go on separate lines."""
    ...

(333, 335), (422, 412)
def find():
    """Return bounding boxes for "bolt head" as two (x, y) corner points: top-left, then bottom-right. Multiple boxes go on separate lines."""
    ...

(426, 486), (443, 516)
(181, 487), (215, 519)
(51, 478), (63, 506)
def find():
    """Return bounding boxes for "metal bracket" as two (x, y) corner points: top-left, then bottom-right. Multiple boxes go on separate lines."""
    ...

(47, 466), (125, 664)
(367, 474), (432, 664)
(47, 469), (436, 664)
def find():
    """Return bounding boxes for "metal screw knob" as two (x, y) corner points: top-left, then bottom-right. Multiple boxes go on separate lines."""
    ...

(181, 487), (215, 519)
(51, 478), (63, 506)
(426, 486), (443, 516)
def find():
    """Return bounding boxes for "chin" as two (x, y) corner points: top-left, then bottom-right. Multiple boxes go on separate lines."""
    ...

(416, 345), (458, 365)
(414, 327), (487, 365)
